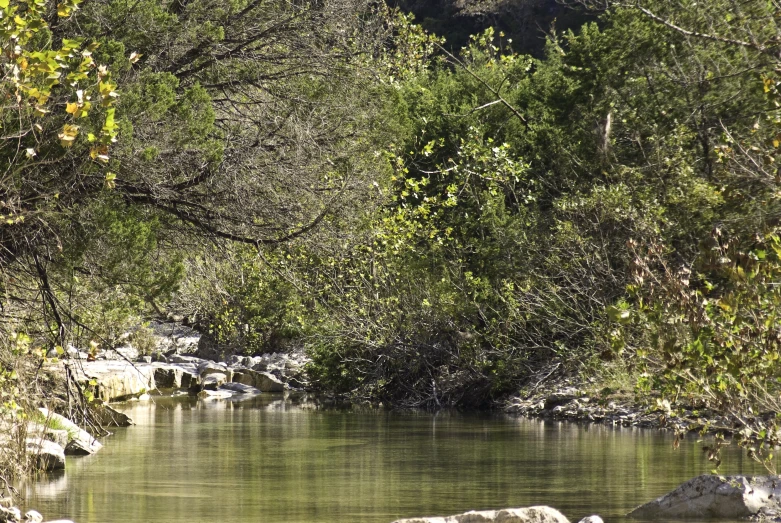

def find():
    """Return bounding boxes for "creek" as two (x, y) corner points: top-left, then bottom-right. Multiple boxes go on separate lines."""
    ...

(23, 395), (769, 523)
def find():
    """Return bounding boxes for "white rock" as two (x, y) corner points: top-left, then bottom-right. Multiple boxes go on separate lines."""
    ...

(0, 506), (21, 522)
(577, 517), (603, 523)
(628, 475), (781, 520)
(233, 370), (285, 392)
(38, 408), (102, 456)
(392, 506), (570, 523)
(24, 510), (43, 522)
(25, 439), (65, 471)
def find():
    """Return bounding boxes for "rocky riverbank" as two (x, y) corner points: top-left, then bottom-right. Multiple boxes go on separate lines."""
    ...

(504, 376), (735, 437)
(26, 322), (310, 478)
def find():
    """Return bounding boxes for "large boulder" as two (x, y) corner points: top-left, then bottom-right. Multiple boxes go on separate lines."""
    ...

(201, 373), (228, 390)
(392, 506), (570, 523)
(628, 475), (781, 520)
(233, 369), (285, 392)
(197, 361), (233, 382)
(69, 361), (155, 402)
(91, 404), (134, 427)
(25, 439), (65, 471)
(38, 409), (102, 456)
(153, 364), (199, 389)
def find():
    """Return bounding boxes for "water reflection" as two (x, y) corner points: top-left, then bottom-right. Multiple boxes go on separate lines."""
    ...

(23, 395), (770, 523)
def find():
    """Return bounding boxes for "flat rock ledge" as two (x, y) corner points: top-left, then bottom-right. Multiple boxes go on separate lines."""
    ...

(628, 475), (781, 520)
(391, 506), (601, 523)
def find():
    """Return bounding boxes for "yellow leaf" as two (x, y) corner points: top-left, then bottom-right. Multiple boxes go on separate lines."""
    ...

(65, 102), (78, 114)
(58, 124), (79, 147)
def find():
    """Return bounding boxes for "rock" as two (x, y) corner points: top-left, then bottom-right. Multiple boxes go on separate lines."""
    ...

(152, 365), (198, 389)
(24, 510), (42, 522)
(68, 361), (155, 402)
(201, 373), (228, 390)
(391, 506), (570, 523)
(233, 369), (285, 392)
(91, 404), (134, 427)
(38, 408), (102, 456)
(25, 439), (65, 471)
(114, 345), (139, 361)
(137, 393), (151, 401)
(219, 382), (261, 394)
(148, 321), (201, 355)
(197, 361), (232, 380)
(167, 354), (204, 365)
(577, 517), (603, 523)
(0, 506), (21, 522)
(628, 475), (781, 520)
(26, 424), (68, 449)
(65, 346), (89, 360)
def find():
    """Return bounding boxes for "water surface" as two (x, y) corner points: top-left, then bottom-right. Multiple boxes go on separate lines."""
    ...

(25, 395), (770, 522)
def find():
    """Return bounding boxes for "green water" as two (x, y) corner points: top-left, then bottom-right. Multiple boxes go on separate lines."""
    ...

(24, 395), (770, 523)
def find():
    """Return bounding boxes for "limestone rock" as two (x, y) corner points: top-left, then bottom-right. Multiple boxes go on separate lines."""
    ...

(153, 364), (198, 389)
(68, 361), (155, 402)
(201, 372), (228, 390)
(628, 475), (781, 520)
(38, 409), (102, 456)
(23, 510), (42, 522)
(392, 506), (570, 523)
(0, 506), (21, 523)
(198, 361), (232, 381)
(233, 369), (285, 392)
(26, 424), (68, 449)
(91, 404), (134, 427)
(148, 321), (201, 355)
(25, 439), (65, 471)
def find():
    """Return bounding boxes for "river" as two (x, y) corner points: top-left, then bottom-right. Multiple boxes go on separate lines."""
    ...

(24, 394), (769, 523)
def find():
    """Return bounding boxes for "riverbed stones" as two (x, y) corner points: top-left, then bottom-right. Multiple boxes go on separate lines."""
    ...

(628, 475), (781, 520)
(392, 506), (571, 523)
(25, 439), (65, 471)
